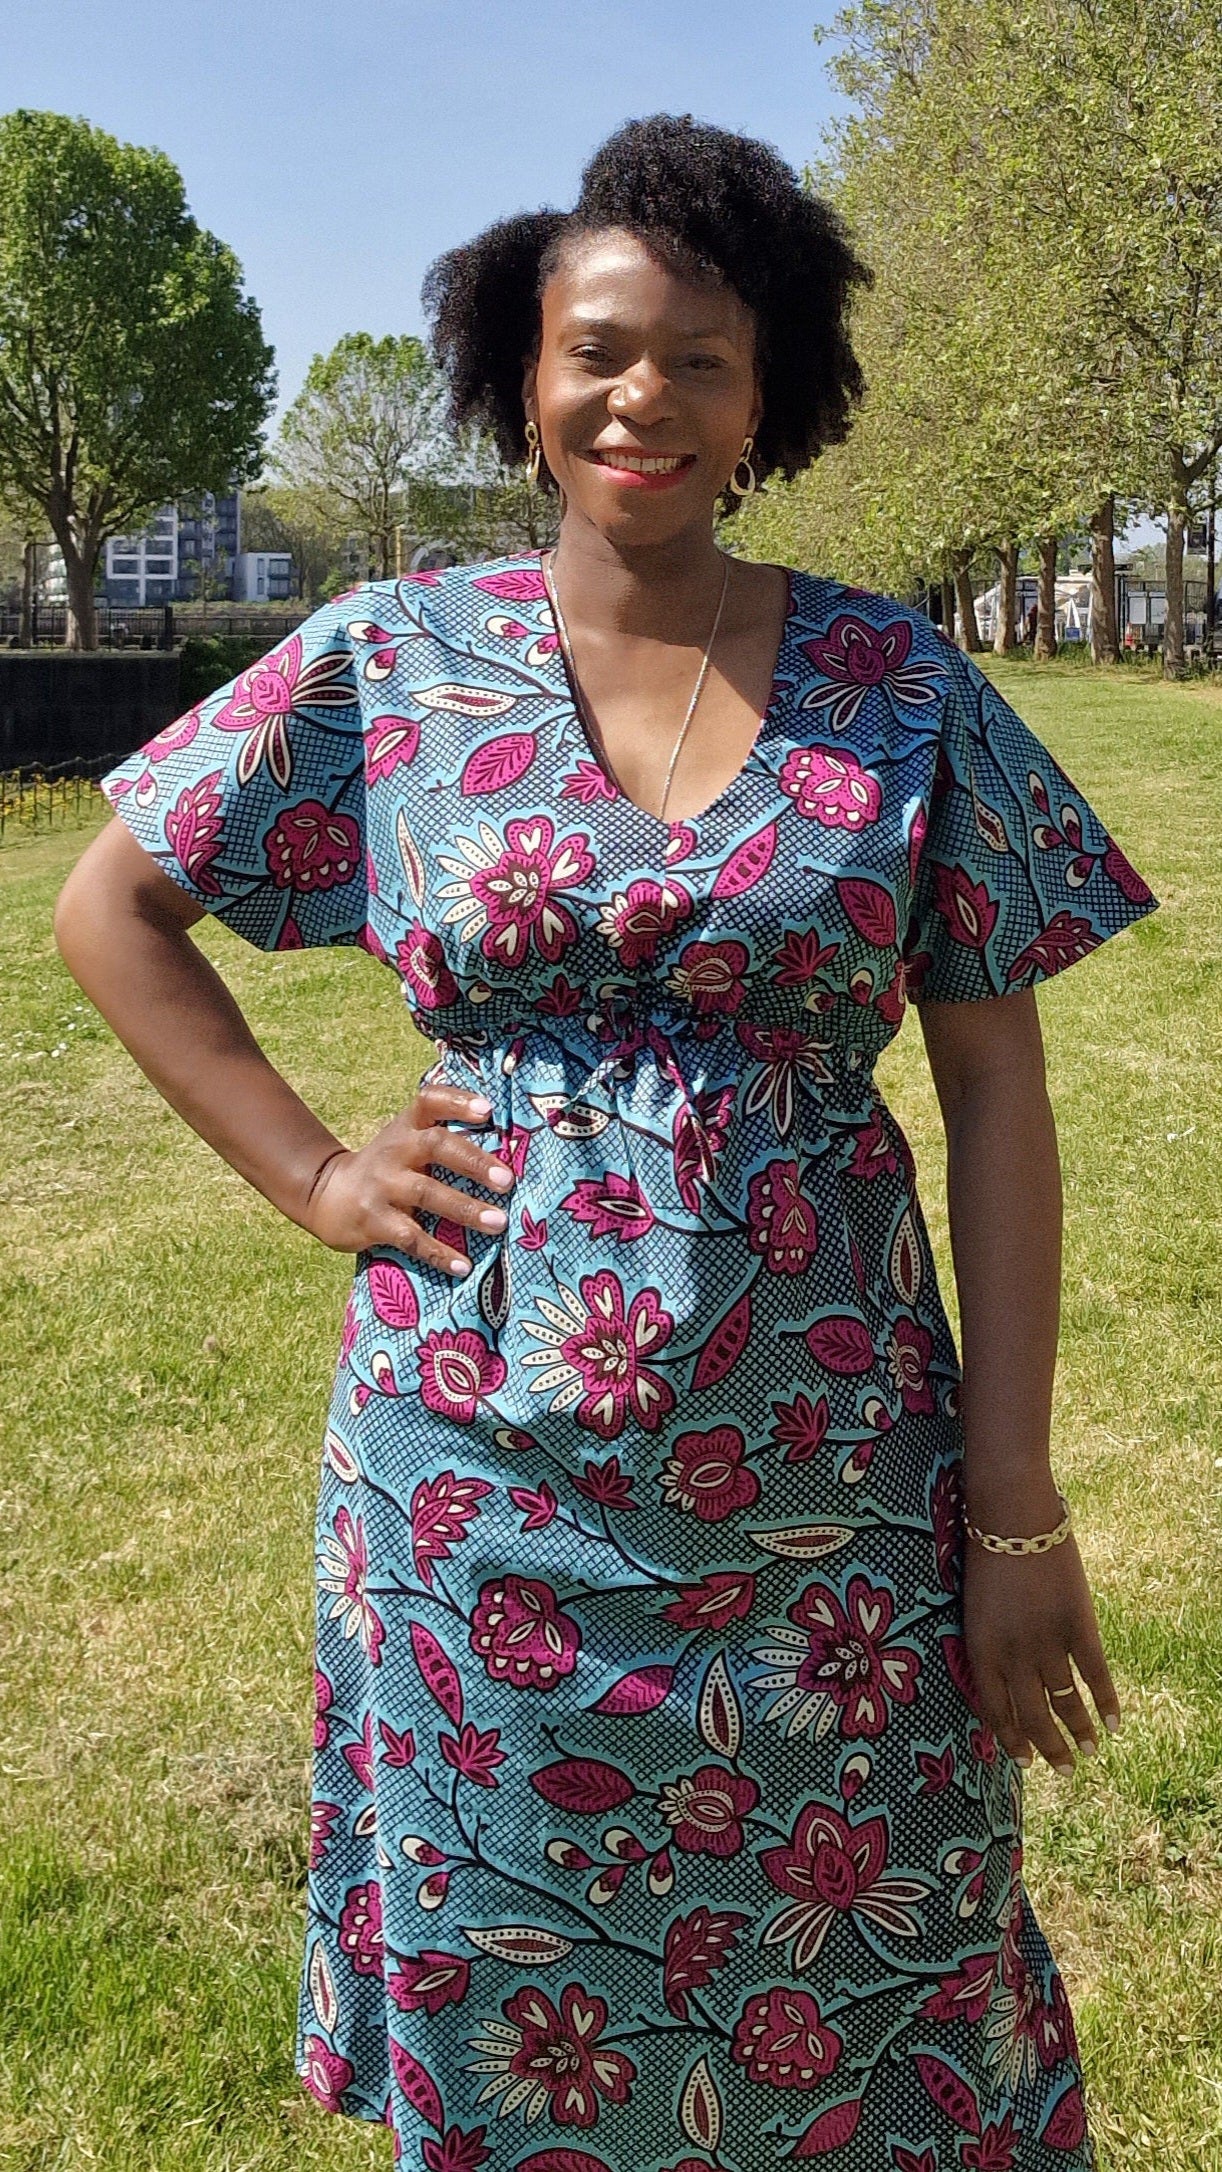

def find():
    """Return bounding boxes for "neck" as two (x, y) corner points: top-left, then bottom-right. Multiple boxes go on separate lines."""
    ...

(547, 509), (728, 640)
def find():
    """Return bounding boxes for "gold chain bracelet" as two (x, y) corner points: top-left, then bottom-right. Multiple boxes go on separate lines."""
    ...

(963, 1489), (1073, 1556)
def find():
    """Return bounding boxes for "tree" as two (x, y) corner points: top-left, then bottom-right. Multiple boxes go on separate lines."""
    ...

(272, 334), (452, 579)
(0, 110), (275, 648)
(241, 484), (342, 603)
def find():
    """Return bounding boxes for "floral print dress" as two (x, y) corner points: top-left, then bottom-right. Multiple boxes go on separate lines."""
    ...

(100, 552), (1160, 2172)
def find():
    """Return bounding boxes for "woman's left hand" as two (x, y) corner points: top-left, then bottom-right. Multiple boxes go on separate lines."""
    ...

(961, 1534), (1123, 1773)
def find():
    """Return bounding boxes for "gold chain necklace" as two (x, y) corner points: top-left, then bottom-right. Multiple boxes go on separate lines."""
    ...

(542, 548), (732, 825)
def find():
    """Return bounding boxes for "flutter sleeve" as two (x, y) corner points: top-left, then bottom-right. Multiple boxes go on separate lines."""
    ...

(901, 650), (1161, 1003)
(98, 596), (367, 952)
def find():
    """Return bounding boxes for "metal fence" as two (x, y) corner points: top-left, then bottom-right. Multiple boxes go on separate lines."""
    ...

(0, 755), (117, 843)
(0, 602), (309, 649)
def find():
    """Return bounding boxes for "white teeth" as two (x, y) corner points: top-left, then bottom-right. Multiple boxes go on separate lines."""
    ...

(594, 453), (689, 474)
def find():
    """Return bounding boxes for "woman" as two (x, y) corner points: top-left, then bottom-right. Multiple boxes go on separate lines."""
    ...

(56, 114), (1159, 2172)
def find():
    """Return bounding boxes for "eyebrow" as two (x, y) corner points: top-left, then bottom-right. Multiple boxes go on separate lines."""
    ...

(564, 315), (734, 340)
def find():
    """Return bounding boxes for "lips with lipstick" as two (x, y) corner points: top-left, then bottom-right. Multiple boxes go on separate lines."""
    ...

(585, 447), (698, 490)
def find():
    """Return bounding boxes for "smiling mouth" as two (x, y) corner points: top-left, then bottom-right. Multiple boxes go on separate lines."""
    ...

(587, 451), (697, 475)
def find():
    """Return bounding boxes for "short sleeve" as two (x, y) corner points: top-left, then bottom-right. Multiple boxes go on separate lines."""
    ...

(902, 653), (1161, 1003)
(99, 596), (367, 952)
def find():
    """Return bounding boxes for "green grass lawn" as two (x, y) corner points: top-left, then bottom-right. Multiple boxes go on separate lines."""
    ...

(0, 655), (1218, 2170)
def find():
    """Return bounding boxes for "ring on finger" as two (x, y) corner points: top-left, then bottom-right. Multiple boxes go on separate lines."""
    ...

(1049, 1680), (1098, 1756)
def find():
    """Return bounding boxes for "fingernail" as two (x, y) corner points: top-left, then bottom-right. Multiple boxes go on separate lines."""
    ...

(1105, 1713), (1121, 1733)
(1016, 1753), (1033, 1768)
(1077, 1738), (1097, 1757)
(468, 1096), (491, 1115)
(478, 1207), (508, 1230)
(449, 1255), (471, 1276)
(487, 1163), (513, 1189)
(1055, 1762), (1074, 1778)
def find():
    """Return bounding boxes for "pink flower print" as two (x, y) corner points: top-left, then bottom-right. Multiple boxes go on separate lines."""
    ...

(416, 1329), (507, 1423)
(265, 799), (362, 891)
(563, 1170), (656, 1243)
(338, 1879), (384, 1974)
(314, 1668), (334, 1749)
(437, 815), (594, 968)
(666, 937), (749, 1015)
(1104, 836), (1154, 904)
(737, 1021), (834, 1135)
(657, 1766), (759, 1856)
(843, 1104), (905, 1181)
(300, 2034), (354, 2113)
(396, 923), (459, 1012)
(759, 1799), (931, 1969)
(595, 877), (693, 967)
(509, 1481), (559, 1531)
(164, 772), (225, 895)
(752, 1574), (921, 1741)
(422, 2127), (493, 2172)
(522, 1269), (676, 1439)
(440, 1721), (507, 1788)
(310, 1799), (342, 1868)
(746, 1158), (819, 1274)
(213, 630), (354, 788)
(799, 612), (944, 731)
(731, 1987), (844, 2087)
(467, 1983), (636, 2128)
(779, 745), (882, 830)
(469, 1575), (581, 1691)
(573, 1452), (638, 1511)
(930, 862), (999, 950)
(388, 1951), (471, 2016)
(317, 1507), (385, 1665)
(365, 713), (421, 785)
(660, 1425), (760, 1522)
(885, 1314), (935, 1414)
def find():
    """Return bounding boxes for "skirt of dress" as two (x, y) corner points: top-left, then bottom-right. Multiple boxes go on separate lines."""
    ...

(293, 1026), (1096, 2172)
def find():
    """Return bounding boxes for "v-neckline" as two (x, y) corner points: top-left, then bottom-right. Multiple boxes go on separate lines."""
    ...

(535, 550), (797, 841)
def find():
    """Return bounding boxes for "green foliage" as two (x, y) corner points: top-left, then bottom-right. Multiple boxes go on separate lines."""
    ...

(177, 636), (270, 710)
(272, 332), (451, 579)
(3, 667), (1217, 2164)
(0, 109), (276, 646)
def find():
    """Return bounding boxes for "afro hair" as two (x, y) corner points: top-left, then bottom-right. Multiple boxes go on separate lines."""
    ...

(421, 112), (873, 516)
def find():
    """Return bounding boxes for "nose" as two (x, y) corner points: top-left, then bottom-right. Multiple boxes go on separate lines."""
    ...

(609, 360), (679, 424)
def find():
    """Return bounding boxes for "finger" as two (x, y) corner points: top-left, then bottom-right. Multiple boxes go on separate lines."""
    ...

(1070, 1627), (1123, 1738)
(971, 1666), (1031, 1767)
(414, 1123), (515, 1194)
(411, 1083), (494, 1129)
(1044, 1671), (1098, 1757)
(393, 1165), (510, 1235)
(1012, 1672), (1076, 1776)
(379, 1206), (475, 1280)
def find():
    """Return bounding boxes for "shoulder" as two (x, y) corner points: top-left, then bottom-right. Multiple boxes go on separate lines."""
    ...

(336, 553), (546, 642)
(784, 567), (956, 654)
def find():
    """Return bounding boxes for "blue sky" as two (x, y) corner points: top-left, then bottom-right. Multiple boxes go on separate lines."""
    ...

(9, 0), (846, 422)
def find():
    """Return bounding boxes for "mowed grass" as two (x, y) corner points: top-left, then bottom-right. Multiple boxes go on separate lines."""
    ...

(0, 654), (1218, 2171)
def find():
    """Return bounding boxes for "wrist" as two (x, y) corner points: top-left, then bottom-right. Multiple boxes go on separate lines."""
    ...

(961, 1461), (1064, 1537)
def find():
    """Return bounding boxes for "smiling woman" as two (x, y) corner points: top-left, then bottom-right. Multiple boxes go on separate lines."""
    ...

(56, 111), (1159, 2172)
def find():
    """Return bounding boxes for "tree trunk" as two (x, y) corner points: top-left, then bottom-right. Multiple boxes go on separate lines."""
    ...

(1163, 502), (1186, 679)
(1089, 496), (1119, 665)
(952, 551), (982, 650)
(1034, 534), (1058, 661)
(939, 566), (955, 640)
(993, 539), (1018, 654)
(62, 538), (99, 651)
(20, 540), (35, 647)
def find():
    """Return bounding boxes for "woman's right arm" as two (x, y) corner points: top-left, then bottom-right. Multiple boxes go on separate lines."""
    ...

(53, 817), (513, 1272)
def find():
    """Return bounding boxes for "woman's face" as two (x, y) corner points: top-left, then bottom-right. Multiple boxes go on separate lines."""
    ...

(522, 226), (762, 544)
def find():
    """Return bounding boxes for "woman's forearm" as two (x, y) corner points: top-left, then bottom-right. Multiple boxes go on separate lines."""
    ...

(53, 878), (346, 1234)
(942, 1071), (1066, 1532)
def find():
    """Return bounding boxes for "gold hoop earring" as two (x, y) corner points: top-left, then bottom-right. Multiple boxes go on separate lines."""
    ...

(524, 419), (542, 490)
(728, 434), (757, 499)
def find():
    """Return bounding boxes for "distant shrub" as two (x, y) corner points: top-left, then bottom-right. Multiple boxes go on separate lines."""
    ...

(177, 636), (268, 710)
